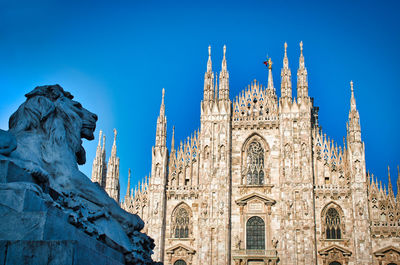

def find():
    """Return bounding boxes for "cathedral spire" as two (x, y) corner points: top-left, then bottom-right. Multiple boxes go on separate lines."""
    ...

(97, 130), (102, 147)
(105, 128), (120, 202)
(207, 45), (212, 72)
(101, 133), (107, 187)
(347, 81), (361, 143)
(160, 88), (165, 116)
(397, 165), (400, 201)
(214, 72), (219, 101)
(97, 130), (103, 158)
(155, 88), (167, 148)
(125, 168), (131, 201)
(388, 166), (395, 199)
(91, 130), (105, 186)
(350, 80), (357, 111)
(281, 42), (292, 99)
(267, 57), (274, 91)
(219, 45), (230, 101)
(171, 126), (175, 152)
(297, 41), (309, 99)
(102, 133), (106, 153)
(203, 46), (214, 103)
(111, 128), (117, 156)
(221, 44), (227, 72)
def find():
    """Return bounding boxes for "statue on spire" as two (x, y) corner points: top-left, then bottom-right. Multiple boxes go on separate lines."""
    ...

(297, 41), (308, 99)
(284, 42), (288, 57)
(207, 45), (212, 72)
(204, 46), (215, 103)
(281, 42), (292, 100)
(219, 45), (229, 101)
(113, 128), (117, 146)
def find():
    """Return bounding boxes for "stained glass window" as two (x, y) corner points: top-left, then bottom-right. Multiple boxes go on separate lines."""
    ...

(246, 142), (264, 185)
(174, 207), (189, 238)
(326, 208), (341, 239)
(174, 260), (187, 265)
(246, 216), (265, 250)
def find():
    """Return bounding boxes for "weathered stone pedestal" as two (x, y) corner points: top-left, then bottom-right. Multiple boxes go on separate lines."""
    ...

(0, 162), (124, 265)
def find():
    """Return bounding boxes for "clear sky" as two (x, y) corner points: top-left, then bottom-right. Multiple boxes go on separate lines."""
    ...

(1, 0), (399, 199)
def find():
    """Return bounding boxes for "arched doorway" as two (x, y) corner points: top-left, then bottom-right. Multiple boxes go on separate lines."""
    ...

(174, 260), (187, 265)
(329, 262), (341, 265)
(387, 263), (398, 265)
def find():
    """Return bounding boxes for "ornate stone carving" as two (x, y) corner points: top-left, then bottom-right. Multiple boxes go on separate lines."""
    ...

(0, 85), (155, 265)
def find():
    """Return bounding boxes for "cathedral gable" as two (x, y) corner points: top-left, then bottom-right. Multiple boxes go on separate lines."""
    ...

(235, 193), (276, 206)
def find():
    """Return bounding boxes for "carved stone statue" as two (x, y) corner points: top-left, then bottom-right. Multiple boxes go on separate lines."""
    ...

(272, 237), (279, 249)
(0, 85), (156, 265)
(234, 235), (242, 249)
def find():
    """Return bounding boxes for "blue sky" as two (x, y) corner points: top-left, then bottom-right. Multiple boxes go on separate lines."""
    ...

(1, 0), (399, 199)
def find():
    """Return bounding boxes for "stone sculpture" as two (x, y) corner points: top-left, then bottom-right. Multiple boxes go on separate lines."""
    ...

(0, 85), (156, 265)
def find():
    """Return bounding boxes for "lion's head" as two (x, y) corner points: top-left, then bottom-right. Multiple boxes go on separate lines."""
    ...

(8, 84), (97, 165)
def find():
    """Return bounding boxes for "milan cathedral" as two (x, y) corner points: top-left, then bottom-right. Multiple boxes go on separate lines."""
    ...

(92, 43), (400, 265)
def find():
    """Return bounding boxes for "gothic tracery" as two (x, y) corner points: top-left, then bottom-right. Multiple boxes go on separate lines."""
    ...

(246, 142), (265, 185)
(172, 204), (192, 239)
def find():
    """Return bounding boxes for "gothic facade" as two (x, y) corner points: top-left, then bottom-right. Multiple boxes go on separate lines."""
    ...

(117, 43), (399, 265)
(91, 129), (121, 202)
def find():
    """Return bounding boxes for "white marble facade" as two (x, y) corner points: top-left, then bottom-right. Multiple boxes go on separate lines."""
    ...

(117, 44), (400, 265)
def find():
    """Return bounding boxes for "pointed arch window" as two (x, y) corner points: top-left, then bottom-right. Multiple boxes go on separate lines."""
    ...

(246, 216), (265, 250)
(172, 205), (191, 238)
(246, 142), (264, 185)
(326, 208), (341, 239)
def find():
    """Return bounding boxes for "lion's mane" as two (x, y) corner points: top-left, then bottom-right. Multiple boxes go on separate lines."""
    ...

(8, 84), (95, 169)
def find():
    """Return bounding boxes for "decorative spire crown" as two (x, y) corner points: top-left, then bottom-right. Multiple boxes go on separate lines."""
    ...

(388, 166), (394, 198)
(350, 81), (357, 111)
(102, 133), (106, 151)
(284, 42), (288, 56)
(126, 168), (131, 198)
(299, 41), (305, 69)
(160, 88), (165, 116)
(155, 88), (167, 148)
(207, 45), (212, 72)
(397, 165), (400, 199)
(98, 130), (102, 146)
(221, 45), (227, 71)
(113, 128), (117, 146)
(268, 58), (274, 90)
(219, 45), (229, 101)
(111, 128), (117, 156)
(281, 42), (292, 99)
(171, 126), (175, 151)
(297, 41), (308, 99)
(283, 42), (289, 69)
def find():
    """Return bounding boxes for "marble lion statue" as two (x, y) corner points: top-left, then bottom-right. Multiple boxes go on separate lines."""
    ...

(0, 85), (155, 264)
